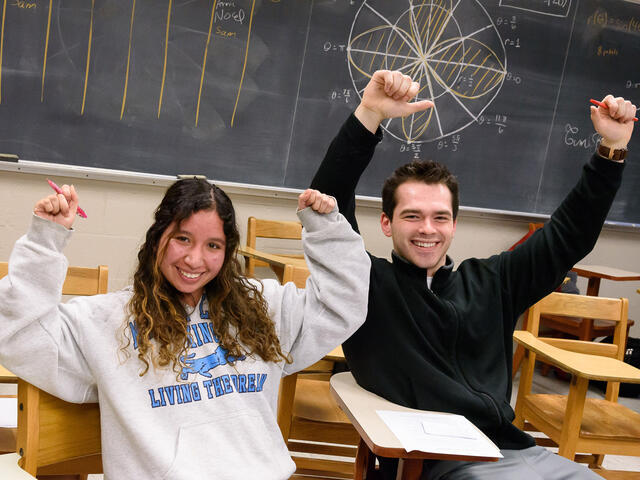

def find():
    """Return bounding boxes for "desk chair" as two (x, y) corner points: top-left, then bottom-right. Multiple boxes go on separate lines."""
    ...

(330, 372), (500, 480)
(508, 223), (633, 378)
(276, 265), (360, 479)
(513, 292), (640, 474)
(244, 217), (303, 280)
(16, 381), (101, 480)
(0, 262), (107, 480)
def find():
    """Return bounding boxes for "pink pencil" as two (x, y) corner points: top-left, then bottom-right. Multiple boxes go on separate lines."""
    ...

(590, 99), (638, 122)
(47, 179), (88, 218)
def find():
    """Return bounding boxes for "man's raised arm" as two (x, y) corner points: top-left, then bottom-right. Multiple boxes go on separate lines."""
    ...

(310, 70), (433, 232)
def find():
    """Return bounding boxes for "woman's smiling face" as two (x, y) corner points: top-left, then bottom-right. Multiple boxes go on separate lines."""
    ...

(159, 209), (227, 306)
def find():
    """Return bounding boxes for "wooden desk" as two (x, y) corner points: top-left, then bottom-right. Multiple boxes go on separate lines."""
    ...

(572, 264), (640, 297)
(568, 265), (640, 341)
(238, 245), (307, 283)
(0, 366), (16, 384)
(324, 345), (345, 363)
(330, 372), (499, 480)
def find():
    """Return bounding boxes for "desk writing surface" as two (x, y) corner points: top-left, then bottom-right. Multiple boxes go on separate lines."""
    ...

(324, 346), (345, 363)
(329, 372), (499, 462)
(0, 366), (16, 384)
(1, 0), (639, 225)
(572, 265), (640, 281)
(238, 246), (307, 270)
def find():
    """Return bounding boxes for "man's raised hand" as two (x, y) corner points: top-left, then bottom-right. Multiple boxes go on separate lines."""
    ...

(591, 95), (636, 154)
(355, 70), (434, 133)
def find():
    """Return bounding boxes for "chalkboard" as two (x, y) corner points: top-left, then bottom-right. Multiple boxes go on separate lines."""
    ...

(1, 0), (639, 225)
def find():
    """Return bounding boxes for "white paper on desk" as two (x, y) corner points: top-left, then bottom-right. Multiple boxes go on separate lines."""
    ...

(377, 410), (502, 458)
(0, 397), (17, 428)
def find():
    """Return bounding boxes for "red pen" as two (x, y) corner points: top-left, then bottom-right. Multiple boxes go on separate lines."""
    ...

(590, 99), (638, 122)
(47, 179), (88, 218)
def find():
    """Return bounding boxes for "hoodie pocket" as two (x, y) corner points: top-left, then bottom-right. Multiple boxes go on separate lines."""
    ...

(162, 410), (292, 480)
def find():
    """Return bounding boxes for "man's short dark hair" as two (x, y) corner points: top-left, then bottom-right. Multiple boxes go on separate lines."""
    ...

(381, 160), (459, 220)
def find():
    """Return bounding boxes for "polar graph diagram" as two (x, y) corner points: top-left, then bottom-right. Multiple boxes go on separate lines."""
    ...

(348, 0), (507, 143)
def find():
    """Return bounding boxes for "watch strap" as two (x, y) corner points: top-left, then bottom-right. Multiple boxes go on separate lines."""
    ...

(597, 143), (627, 161)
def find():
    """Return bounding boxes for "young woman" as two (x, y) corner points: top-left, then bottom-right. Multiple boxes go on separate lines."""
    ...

(0, 179), (370, 479)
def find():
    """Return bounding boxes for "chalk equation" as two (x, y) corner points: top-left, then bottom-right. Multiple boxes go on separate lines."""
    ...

(347, 0), (507, 143)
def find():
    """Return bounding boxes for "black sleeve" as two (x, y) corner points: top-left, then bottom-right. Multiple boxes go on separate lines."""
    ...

(310, 113), (383, 233)
(500, 154), (625, 325)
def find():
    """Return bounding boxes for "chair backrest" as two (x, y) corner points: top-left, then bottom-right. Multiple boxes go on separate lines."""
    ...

(0, 263), (108, 296)
(508, 222), (544, 251)
(245, 217), (302, 277)
(281, 264), (310, 289)
(521, 291), (629, 401)
(275, 261), (357, 478)
(0, 261), (107, 476)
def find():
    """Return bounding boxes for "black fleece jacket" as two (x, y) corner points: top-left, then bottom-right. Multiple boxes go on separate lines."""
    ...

(310, 113), (624, 450)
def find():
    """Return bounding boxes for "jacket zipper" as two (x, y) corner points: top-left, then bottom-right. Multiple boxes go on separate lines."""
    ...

(442, 295), (504, 427)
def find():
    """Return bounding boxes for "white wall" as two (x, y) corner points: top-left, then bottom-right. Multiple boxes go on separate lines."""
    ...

(1, 170), (639, 337)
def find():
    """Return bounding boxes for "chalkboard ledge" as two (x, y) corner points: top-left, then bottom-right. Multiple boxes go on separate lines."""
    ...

(1, 159), (637, 231)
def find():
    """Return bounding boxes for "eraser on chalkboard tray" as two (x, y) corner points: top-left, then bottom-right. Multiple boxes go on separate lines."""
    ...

(0, 153), (19, 162)
(177, 174), (207, 180)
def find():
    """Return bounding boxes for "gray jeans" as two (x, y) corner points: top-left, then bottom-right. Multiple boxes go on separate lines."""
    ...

(423, 446), (603, 480)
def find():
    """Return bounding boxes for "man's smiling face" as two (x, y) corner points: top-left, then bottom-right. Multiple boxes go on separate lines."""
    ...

(380, 181), (456, 276)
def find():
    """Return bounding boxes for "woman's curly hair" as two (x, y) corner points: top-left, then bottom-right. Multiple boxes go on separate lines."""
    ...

(121, 178), (291, 377)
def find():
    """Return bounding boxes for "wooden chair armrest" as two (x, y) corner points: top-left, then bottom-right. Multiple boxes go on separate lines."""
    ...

(513, 330), (640, 382)
(538, 337), (619, 358)
(238, 246), (297, 269)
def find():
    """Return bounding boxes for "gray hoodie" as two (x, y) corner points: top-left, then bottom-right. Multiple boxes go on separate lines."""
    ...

(0, 205), (370, 479)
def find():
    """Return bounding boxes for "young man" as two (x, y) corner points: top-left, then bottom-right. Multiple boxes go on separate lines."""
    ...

(310, 70), (636, 480)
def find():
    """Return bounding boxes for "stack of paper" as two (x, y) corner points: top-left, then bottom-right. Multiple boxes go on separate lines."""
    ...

(377, 410), (502, 458)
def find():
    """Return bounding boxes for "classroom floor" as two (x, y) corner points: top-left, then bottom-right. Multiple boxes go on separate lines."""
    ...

(2, 365), (639, 478)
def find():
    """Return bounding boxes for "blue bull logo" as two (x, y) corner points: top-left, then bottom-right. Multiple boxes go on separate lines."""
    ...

(180, 346), (246, 380)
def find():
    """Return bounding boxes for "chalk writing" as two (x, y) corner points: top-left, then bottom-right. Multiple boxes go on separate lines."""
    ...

(597, 46), (618, 57)
(324, 42), (347, 52)
(499, 0), (571, 18)
(12, 0), (37, 9)
(399, 143), (422, 157)
(215, 7), (245, 24)
(564, 124), (599, 149)
(477, 115), (508, 134)
(496, 15), (518, 29)
(504, 37), (521, 48)
(437, 134), (462, 152)
(504, 72), (522, 85)
(587, 9), (640, 32)
(330, 88), (352, 103)
(216, 26), (237, 38)
(545, 0), (569, 8)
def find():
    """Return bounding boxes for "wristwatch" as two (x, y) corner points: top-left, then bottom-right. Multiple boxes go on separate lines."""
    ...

(597, 142), (627, 161)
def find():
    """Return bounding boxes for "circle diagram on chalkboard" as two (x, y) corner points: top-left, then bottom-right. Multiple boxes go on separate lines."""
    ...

(348, 0), (507, 143)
